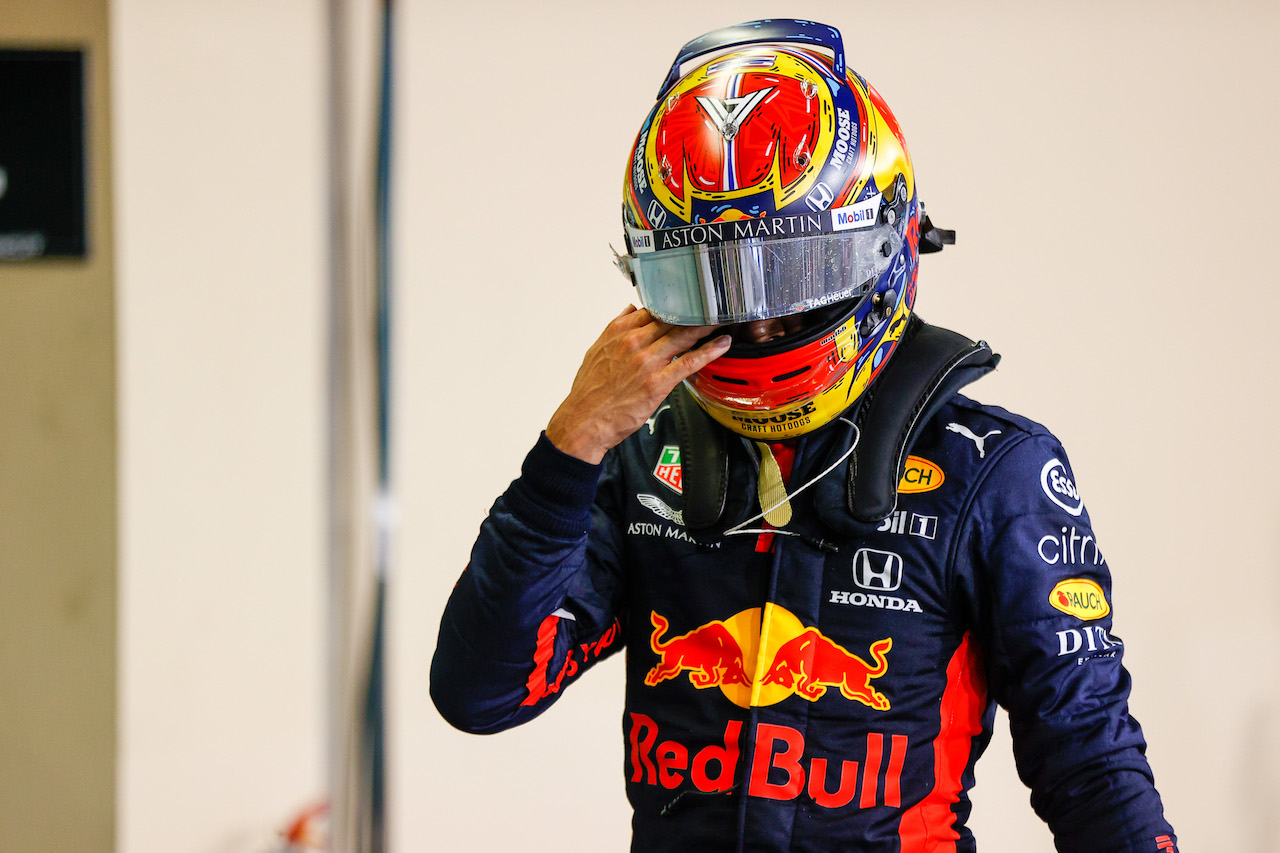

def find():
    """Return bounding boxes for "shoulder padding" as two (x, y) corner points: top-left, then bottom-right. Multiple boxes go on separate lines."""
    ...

(848, 316), (999, 521)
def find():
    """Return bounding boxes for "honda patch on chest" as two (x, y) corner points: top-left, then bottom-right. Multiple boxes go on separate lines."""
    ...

(653, 445), (683, 494)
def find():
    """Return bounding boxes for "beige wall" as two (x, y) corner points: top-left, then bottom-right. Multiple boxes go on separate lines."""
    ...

(112, 1), (327, 852)
(0, 2), (117, 851)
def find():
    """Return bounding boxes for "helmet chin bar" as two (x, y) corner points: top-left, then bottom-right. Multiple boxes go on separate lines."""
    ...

(686, 293), (910, 440)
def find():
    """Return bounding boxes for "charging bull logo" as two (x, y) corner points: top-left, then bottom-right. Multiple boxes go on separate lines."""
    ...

(645, 612), (750, 688)
(762, 632), (892, 709)
(646, 606), (891, 710)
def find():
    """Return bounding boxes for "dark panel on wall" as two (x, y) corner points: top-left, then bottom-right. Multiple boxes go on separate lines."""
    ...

(0, 3), (114, 851)
(0, 49), (86, 258)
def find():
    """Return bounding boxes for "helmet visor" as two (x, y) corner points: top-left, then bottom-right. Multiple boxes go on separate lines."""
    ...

(620, 226), (900, 326)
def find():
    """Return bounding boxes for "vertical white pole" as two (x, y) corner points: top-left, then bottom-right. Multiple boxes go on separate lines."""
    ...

(325, 0), (388, 850)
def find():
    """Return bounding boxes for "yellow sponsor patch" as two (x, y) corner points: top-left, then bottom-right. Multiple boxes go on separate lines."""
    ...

(899, 456), (944, 493)
(1049, 579), (1110, 621)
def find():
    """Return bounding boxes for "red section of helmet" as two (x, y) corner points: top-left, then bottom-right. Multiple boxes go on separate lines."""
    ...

(868, 84), (907, 154)
(690, 330), (862, 411)
(654, 71), (823, 198)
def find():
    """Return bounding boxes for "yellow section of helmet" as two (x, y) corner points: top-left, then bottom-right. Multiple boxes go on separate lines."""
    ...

(830, 73), (914, 211)
(866, 84), (915, 208)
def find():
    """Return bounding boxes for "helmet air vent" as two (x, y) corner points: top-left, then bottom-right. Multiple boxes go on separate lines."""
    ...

(772, 366), (812, 383)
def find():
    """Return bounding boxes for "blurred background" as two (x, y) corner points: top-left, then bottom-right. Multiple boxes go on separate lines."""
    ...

(2, 1), (1278, 851)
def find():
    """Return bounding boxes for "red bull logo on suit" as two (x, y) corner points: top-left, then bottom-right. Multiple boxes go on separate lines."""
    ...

(646, 605), (892, 710)
(628, 714), (908, 809)
(645, 612), (750, 688)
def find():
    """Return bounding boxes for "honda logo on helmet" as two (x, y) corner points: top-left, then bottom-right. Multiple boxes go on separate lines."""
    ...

(805, 181), (834, 211)
(646, 199), (668, 230)
(852, 548), (902, 592)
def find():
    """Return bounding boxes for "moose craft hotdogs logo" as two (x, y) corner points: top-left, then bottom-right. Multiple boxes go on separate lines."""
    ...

(645, 606), (892, 710)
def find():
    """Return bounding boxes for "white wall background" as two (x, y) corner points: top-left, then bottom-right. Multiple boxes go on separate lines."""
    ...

(113, 1), (1280, 852)
(399, 3), (1280, 852)
(113, 2), (327, 851)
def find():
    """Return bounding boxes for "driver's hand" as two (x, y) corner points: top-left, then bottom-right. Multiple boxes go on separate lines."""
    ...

(546, 305), (730, 464)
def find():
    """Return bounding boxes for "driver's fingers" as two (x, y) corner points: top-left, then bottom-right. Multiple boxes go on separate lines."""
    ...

(649, 322), (722, 360)
(659, 334), (732, 384)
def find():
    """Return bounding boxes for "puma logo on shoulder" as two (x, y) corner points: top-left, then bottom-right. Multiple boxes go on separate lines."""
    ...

(946, 422), (1001, 459)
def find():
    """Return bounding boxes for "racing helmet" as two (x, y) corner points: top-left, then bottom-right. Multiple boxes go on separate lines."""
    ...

(617, 20), (948, 440)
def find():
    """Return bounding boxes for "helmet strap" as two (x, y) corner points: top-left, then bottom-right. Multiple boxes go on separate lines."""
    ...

(669, 384), (729, 529)
(844, 316), (999, 521)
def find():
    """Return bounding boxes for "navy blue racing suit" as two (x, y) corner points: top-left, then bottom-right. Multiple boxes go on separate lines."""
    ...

(431, 392), (1178, 853)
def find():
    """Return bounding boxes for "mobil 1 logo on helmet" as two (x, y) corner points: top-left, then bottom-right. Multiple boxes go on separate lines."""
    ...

(1040, 458), (1083, 516)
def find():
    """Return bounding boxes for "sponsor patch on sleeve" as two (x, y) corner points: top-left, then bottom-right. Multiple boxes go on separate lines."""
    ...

(1040, 458), (1084, 516)
(898, 456), (944, 494)
(1048, 579), (1109, 621)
